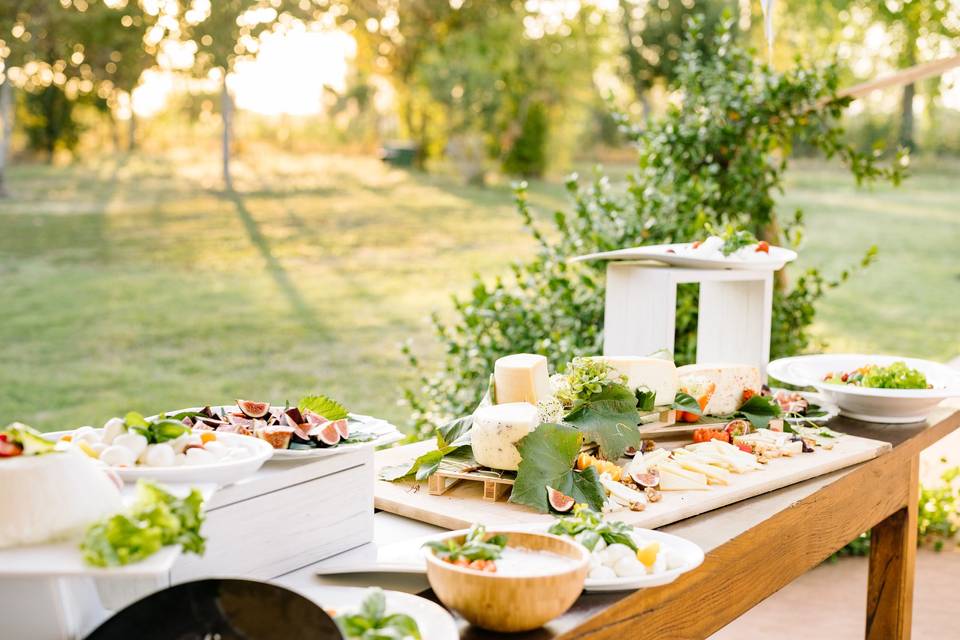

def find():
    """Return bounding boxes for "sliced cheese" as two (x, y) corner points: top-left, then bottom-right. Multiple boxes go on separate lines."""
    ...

(470, 402), (540, 471)
(494, 354), (552, 405)
(677, 363), (761, 415)
(588, 356), (679, 406)
(671, 451), (731, 484)
(658, 463), (709, 491)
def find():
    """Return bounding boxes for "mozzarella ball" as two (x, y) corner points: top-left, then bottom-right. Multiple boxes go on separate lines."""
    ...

(113, 433), (148, 459)
(184, 447), (215, 466)
(100, 445), (136, 467)
(170, 433), (192, 454)
(202, 441), (227, 458)
(90, 442), (108, 456)
(589, 565), (617, 580)
(73, 426), (99, 444)
(613, 556), (647, 577)
(102, 417), (127, 444)
(144, 443), (175, 467)
(605, 543), (634, 563)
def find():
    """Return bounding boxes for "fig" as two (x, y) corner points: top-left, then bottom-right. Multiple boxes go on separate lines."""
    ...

(237, 399), (270, 419)
(181, 416), (194, 427)
(198, 406), (216, 418)
(311, 421), (341, 447)
(331, 418), (349, 439)
(291, 422), (313, 443)
(283, 407), (304, 428)
(630, 469), (660, 488)
(303, 410), (327, 426)
(623, 446), (637, 457)
(546, 486), (575, 513)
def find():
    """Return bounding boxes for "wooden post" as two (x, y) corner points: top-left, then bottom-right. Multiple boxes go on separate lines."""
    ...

(866, 455), (919, 640)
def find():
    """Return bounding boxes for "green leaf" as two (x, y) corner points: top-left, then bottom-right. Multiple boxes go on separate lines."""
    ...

(563, 384), (641, 460)
(436, 414), (472, 448)
(298, 395), (349, 421)
(671, 391), (703, 416)
(736, 394), (782, 429)
(635, 388), (656, 412)
(509, 423), (605, 513)
(379, 444), (471, 481)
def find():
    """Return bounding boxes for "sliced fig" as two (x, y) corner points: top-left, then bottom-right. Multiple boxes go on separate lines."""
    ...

(227, 414), (254, 428)
(630, 469), (660, 488)
(283, 407), (304, 428)
(198, 406), (216, 418)
(181, 416), (194, 427)
(546, 486), (575, 513)
(331, 418), (349, 439)
(303, 410), (327, 426)
(291, 422), (313, 443)
(311, 421), (341, 447)
(237, 399), (270, 419)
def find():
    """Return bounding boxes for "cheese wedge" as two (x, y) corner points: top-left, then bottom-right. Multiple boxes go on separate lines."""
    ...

(588, 356), (679, 406)
(470, 402), (540, 471)
(494, 354), (552, 405)
(677, 363), (761, 415)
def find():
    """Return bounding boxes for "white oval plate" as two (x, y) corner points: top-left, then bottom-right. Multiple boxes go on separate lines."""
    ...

(571, 242), (797, 271)
(767, 354), (960, 424)
(167, 406), (403, 459)
(45, 429), (272, 486)
(315, 523), (704, 593)
(292, 585), (458, 640)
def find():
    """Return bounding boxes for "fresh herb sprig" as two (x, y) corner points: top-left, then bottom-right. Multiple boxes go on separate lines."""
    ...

(424, 524), (507, 563)
(335, 588), (421, 640)
(548, 504), (637, 551)
(124, 412), (191, 444)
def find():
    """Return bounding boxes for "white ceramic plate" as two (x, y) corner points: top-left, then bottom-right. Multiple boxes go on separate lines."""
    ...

(315, 523), (704, 593)
(570, 242), (797, 271)
(767, 354), (960, 424)
(292, 585), (458, 640)
(45, 429), (272, 486)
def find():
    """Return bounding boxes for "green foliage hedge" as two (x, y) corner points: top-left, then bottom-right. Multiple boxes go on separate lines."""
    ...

(404, 17), (906, 437)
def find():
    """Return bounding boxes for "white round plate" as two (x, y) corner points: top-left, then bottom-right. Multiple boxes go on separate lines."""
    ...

(269, 414), (403, 459)
(294, 585), (458, 640)
(316, 523), (703, 593)
(768, 389), (840, 425)
(767, 354), (960, 424)
(45, 429), (272, 486)
(571, 242), (797, 271)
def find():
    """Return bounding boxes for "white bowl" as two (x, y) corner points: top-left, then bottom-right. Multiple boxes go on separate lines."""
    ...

(46, 429), (273, 486)
(767, 354), (960, 424)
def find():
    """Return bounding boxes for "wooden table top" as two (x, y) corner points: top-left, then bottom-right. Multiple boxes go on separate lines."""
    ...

(407, 404), (960, 639)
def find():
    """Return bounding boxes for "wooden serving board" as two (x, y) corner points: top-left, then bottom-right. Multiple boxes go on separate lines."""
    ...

(374, 432), (891, 531)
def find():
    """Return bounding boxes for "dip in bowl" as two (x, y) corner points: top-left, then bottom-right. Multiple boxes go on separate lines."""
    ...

(423, 528), (589, 633)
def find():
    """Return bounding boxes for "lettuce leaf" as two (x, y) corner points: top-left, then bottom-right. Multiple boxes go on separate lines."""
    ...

(298, 395), (349, 421)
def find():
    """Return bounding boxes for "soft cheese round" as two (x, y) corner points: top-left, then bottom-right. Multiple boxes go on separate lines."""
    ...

(471, 402), (540, 471)
(0, 452), (122, 549)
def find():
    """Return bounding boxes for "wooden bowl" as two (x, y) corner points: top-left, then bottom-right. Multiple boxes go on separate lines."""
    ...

(423, 530), (589, 633)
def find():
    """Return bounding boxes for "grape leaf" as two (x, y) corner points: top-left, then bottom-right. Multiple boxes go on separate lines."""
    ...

(735, 394), (782, 429)
(671, 391), (703, 416)
(635, 388), (656, 412)
(509, 423), (606, 513)
(298, 395), (349, 421)
(563, 383), (641, 460)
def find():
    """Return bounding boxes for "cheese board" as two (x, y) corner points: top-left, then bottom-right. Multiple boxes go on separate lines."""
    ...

(374, 432), (891, 530)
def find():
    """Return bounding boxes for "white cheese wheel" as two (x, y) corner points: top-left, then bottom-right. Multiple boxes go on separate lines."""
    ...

(0, 452), (122, 548)
(677, 363), (761, 415)
(470, 402), (540, 471)
(493, 354), (551, 405)
(590, 356), (678, 406)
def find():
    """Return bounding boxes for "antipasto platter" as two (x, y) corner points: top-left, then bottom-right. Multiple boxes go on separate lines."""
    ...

(375, 353), (892, 531)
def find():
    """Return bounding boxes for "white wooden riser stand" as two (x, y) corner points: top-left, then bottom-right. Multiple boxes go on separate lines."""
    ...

(603, 263), (774, 378)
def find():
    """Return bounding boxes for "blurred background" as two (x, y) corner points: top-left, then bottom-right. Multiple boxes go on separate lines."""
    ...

(0, 0), (958, 432)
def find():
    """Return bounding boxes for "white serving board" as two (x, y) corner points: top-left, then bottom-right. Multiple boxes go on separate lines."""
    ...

(374, 433), (891, 531)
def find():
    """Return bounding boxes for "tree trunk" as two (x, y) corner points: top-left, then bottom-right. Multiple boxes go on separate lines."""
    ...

(128, 111), (137, 152)
(899, 82), (915, 151)
(221, 73), (234, 191)
(0, 78), (13, 198)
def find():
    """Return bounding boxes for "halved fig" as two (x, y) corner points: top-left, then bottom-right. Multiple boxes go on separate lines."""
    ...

(623, 446), (637, 457)
(181, 416), (194, 427)
(630, 469), (660, 488)
(546, 486), (575, 513)
(227, 414), (254, 428)
(283, 407), (304, 428)
(310, 421), (341, 447)
(291, 422), (312, 443)
(331, 418), (349, 439)
(198, 406), (216, 418)
(237, 399), (270, 419)
(303, 410), (327, 426)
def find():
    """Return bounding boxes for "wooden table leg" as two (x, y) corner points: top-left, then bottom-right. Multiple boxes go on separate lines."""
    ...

(866, 455), (919, 640)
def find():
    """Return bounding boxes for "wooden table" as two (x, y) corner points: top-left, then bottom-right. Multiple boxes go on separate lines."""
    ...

(340, 405), (958, 640)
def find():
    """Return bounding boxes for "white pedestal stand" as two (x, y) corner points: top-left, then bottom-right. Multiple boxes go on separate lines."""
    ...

(603, 262), (775, 378)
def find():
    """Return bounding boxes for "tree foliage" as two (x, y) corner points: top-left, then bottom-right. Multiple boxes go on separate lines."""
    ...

(403, 17), (907, 437)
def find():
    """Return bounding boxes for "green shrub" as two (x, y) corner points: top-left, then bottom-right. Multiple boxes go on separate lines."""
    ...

(503, 101), (549, 178)
(403, 16), (905, 437)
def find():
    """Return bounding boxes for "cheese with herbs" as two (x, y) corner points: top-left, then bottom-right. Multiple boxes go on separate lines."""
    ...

(677, 364), (761, 415)
(470, 402), (540, 471)
(493, 354), (551, 405)
(591, 356), (678, 406)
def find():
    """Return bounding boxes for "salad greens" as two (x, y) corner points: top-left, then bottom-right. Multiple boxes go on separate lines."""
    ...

(299, 394), (350, 421)
(424, 524), (507, 563)
(124, 412), (191, 444)
(81, 480), (205, 567)
(0, 423), (56, 457)
(824, 361), (929, 390)
(718, 229), (759, 256)
(335, 588), (421, 640)
(548, 504), (637, 552)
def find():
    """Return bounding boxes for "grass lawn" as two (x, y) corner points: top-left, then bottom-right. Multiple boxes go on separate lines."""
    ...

(1, 151), (958, 431)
